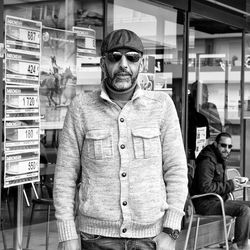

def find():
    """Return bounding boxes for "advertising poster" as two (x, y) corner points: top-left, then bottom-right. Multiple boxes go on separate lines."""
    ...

(138, 55), (155, 91)
(4, 16), (42, 187)
(154, 72), (173, 91)
(40, 27), (76, 129)
(195, 127), (207, 158)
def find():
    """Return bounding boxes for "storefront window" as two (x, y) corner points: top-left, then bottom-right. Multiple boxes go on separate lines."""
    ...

(2, 0), (185, 248)
(108, 0), (185, 122)
(244, 33), (250, 179)
(188, 13), (242, 167)
(2, 0), (103, 248)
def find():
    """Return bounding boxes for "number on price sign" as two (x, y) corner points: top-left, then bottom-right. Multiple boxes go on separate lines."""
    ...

(18, 128), (39, 141)
(27, 64), (37, 74)
(28, 31), (36, 42)
(27, 160), (39, 171)
(19, 28), (40, 44)
(19, 62), (39, 76)
(85, 37), (95, 49)
(20, 96), (38, 107)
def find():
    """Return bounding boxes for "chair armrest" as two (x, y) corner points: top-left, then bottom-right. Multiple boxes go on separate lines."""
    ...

(191, 192), (224, 204)
(191, 193), (226, 212)
(191, 193), (228, 220)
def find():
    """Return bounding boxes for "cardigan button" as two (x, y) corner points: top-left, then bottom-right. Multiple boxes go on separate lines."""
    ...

(122, 228), (127, 233)
(122, 201), (127, 206)
(120, 118), (124, 122)
(121, 172), (127, 177)
(120, 144), (125, 149)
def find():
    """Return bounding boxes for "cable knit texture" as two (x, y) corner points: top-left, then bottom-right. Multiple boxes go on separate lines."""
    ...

(53, 84), (188, 242)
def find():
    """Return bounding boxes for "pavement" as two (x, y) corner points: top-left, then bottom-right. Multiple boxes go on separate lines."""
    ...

(1, 219), (249, 250)
(0, 220), (58, 250)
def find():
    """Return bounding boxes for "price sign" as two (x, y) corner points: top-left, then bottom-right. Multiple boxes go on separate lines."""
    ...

(19, 28), (40, 44)
(6, 159), (39, 174)
(19, 61), (39, 76)
(19, 96), (38, 108)
(17, 128), (39, 141)
(26, 159), (39, 171)
(85, 37), (96, 49)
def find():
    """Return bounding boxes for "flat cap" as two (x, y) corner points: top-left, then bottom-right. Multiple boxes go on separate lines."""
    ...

(101, 29), (144, 55)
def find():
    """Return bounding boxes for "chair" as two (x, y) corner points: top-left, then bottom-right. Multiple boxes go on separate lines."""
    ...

(184, 163), (234, 250)
(26, 165), (54, 250)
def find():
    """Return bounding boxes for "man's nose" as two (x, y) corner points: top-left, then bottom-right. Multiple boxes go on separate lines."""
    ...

(119, 55), (129, 69)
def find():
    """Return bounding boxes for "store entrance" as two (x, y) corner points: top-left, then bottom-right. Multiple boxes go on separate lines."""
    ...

(187, 12), (243, 171)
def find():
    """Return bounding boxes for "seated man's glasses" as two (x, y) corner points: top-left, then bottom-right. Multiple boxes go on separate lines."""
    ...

(106, 51), (142, 63)
(219, 143), (233, 149)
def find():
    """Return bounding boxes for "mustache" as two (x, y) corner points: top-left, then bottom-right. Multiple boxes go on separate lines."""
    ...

(114, 70), (132, 77)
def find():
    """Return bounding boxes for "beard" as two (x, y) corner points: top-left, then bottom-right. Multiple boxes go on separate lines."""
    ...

(221, 151), (230, 160)
(106, 69), (139, 92)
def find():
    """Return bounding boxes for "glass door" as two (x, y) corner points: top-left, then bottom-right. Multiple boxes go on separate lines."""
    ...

(188, 13), (243, 169)
(244, 33), (250, 179)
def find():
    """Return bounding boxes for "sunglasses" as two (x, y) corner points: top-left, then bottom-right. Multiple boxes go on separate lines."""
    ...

(106, 51), (142, 63)
(219, 143), (233, 149)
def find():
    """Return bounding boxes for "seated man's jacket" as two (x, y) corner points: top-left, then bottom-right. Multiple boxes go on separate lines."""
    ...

(190, 144), (235, 214)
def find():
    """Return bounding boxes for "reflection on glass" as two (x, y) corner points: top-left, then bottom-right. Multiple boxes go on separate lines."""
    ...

(188, 14), (242, 168)
(2, 1), (104, 248)
(111, 0), (184, 121)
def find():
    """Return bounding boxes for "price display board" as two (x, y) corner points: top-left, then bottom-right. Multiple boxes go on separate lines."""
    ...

(4, 16), (42, 188)
(73, 26), (96, 56)
(5, 16), (41, 85)
(4, 151), (40, 187)
(6, 86), (39, 109)
(73, 26), (99, 86)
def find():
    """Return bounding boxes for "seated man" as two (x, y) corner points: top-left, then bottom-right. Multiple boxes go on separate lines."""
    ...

(190, 132), (250, 250)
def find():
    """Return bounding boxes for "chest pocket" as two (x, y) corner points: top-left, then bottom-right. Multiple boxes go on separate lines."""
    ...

(85, 130), (113, 160)
(132, 128), (161, 159)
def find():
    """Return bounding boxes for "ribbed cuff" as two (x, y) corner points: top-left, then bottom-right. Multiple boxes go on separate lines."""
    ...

(162, 208), (185, 230)
(56, 220), (79, 242)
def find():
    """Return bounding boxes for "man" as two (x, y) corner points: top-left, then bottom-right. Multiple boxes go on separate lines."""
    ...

(53, 29), (188, 250)
(191, 132), (250, 250)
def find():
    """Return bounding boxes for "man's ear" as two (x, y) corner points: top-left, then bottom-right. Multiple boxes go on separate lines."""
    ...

(100, 57), (105, 71)
(100, 57), (107, 79)
(139, 57), (144, 73)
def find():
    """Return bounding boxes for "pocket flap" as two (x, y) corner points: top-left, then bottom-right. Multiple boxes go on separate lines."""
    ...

(86, 130), (111, 140)
(132, 128), (160, 139)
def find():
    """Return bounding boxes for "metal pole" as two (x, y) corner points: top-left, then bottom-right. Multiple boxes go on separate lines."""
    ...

(13, 185), (24, 250)
(0, 0), (4, 213)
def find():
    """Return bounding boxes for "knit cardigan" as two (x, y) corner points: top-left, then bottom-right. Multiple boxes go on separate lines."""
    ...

(53, 85), (188, 242)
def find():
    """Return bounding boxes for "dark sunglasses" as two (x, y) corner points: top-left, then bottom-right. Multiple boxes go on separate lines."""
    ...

(219, 143), (233, 149)
(106, 51), (142, 63)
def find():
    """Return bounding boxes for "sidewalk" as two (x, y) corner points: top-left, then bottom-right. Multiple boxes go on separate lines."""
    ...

(1, 220), (58, 250)
(1, 221), (248, 250)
